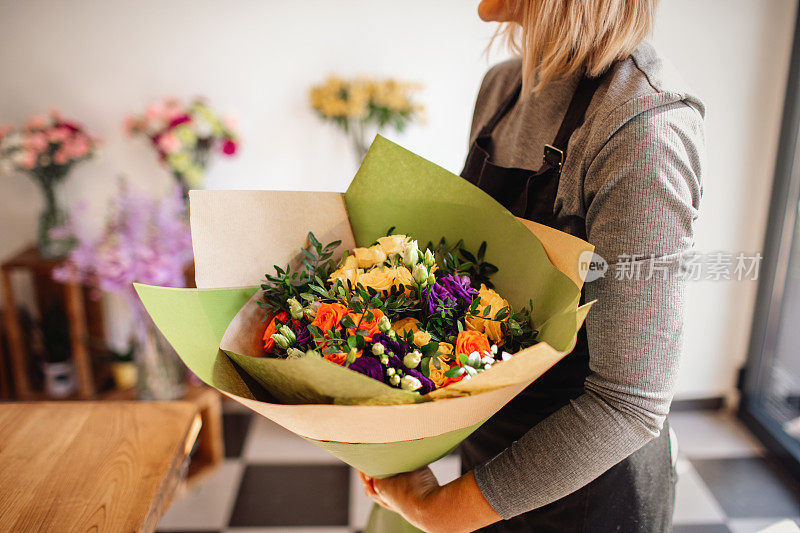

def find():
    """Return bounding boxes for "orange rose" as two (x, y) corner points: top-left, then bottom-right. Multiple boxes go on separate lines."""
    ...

(262, 311), (289, 352)
(345, 308), (385, 342)
(311, 302), (348, 334)
(323, 350), (361, 366)
(454, 330), (491, 363)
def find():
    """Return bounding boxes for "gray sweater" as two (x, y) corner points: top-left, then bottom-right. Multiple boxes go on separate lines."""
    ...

(469, 42), (705, 518)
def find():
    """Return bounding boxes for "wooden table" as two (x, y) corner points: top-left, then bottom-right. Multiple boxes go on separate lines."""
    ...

(0, 402), (201, 532)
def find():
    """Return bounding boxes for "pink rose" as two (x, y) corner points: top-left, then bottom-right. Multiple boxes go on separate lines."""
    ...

(222, 139), (237, 155)
(21, 149), (38, 169)
(26, 115), (47, 130)
(25, 132), (48, 152)
(222, 115), (239, 131)
(156, 132), (181, 154)
(47, 127), (70, 143)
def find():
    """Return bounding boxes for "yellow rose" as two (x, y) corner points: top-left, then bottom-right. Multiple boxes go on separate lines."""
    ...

(392, 317), (421, 336)
(428, 357), (450, 388)
(356, 267), (395, 292)
(376, 234), (408, 256)
(390, 266), (413, 289)
(413, 330), (432, 347)
(465, 284), (509, 345)
(437, 342), (454, 356)
(355, 265), (413, 295)
(329, 254), (361, 285)
(353, 244), (387, 268)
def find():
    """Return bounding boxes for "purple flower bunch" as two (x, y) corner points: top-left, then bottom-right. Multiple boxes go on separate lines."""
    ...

(348, 332), (435, 394)
(53, 181), (193, 307)
(426, 273), (478, 315)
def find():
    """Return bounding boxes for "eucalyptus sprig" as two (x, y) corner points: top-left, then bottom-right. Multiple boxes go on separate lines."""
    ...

(426, 237), (498, 289)
(258, 232), (341, 318)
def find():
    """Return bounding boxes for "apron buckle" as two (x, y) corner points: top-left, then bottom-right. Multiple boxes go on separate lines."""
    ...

(543, 144), (564, 170)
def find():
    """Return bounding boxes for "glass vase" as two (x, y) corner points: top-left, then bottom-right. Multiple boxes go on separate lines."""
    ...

(36, 177), (70, 258)
(136, 321), (186, 401)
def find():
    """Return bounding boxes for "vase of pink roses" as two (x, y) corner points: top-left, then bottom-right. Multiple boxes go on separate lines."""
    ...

(125, 98), (239, 197)
(53, 181), (194, 400)
(0, 111), (98, 258)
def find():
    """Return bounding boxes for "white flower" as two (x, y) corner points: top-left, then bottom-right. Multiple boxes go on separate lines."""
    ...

(401, 375), (422, 391)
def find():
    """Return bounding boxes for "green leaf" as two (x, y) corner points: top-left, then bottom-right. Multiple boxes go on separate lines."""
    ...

(347, 335), (358, 349)
(308, 232), (322, 251)
(420, 341), (439, 357)
(482, 305), (492, 318)
(341, 315), (357, 329)
(477, 242), (487, 261)
(420, 357), (430, 377)
(460, 249), (476, 264)
(301, 248), (316, 261)
(494, 306), (510, 321)
(444, 366), (465, 378)
(349, 299), (364, 313)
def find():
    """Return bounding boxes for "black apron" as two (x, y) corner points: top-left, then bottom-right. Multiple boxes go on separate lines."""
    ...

(459, 72), (676, 532)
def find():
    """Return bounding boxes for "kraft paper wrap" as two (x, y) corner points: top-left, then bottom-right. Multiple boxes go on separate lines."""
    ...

(136, 135), (593, 458)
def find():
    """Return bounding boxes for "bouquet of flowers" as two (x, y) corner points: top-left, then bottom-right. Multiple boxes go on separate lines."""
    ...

(310, 76), (423, 160)
(136, 136), (593, 531)
(0, 110), (99, 256)
(125, 98), (238, 193)
(257, 231), (537, 396)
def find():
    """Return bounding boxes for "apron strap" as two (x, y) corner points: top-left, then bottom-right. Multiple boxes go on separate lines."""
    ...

(550, 74), (604, 152)
(476, 68), (605, 171)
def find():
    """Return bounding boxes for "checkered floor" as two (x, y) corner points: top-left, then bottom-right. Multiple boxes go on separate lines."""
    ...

(156, 405), (800, 533)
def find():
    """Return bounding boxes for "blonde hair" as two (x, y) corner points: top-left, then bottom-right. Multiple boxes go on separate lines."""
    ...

(494, 0), (658, 92)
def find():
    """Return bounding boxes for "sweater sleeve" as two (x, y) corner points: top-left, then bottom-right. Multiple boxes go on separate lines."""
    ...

(472, 101), (704, 518)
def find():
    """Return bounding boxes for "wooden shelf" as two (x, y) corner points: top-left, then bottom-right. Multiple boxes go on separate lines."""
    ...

(1, 245), (102, 400)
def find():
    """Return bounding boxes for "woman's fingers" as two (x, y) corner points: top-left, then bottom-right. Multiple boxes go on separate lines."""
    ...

(358, 471), (394, 510)
(358, 471), (378, 498)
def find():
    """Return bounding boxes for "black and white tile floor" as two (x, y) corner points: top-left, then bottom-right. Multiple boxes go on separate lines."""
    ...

(157, 405), (800, 533)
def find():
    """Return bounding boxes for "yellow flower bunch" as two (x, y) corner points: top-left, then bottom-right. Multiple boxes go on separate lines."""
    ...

(309, 76), (423, 122)
(329, 234), (414, 294)
(309, 76), (370, 119)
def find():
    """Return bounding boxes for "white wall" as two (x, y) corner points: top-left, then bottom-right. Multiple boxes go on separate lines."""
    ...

(651, 0), (797, 399)
(0, 0), (796, 399)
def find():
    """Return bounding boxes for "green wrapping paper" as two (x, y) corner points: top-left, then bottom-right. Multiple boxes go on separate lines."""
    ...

(136, 135), (595, 532)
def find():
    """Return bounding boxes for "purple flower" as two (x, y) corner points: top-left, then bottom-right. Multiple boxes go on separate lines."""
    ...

(372, 332), (410, 358)
(349, 356), (383, 382)
(292, 321), (312, 347)
(426, 274), (477, 315)
(380, 352), (435, 394)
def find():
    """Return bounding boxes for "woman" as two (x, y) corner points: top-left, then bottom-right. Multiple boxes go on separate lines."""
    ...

(360, 1), (704, 531)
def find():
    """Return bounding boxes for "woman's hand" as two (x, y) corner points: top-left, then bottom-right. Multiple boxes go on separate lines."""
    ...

(358, 468), (501, 533)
